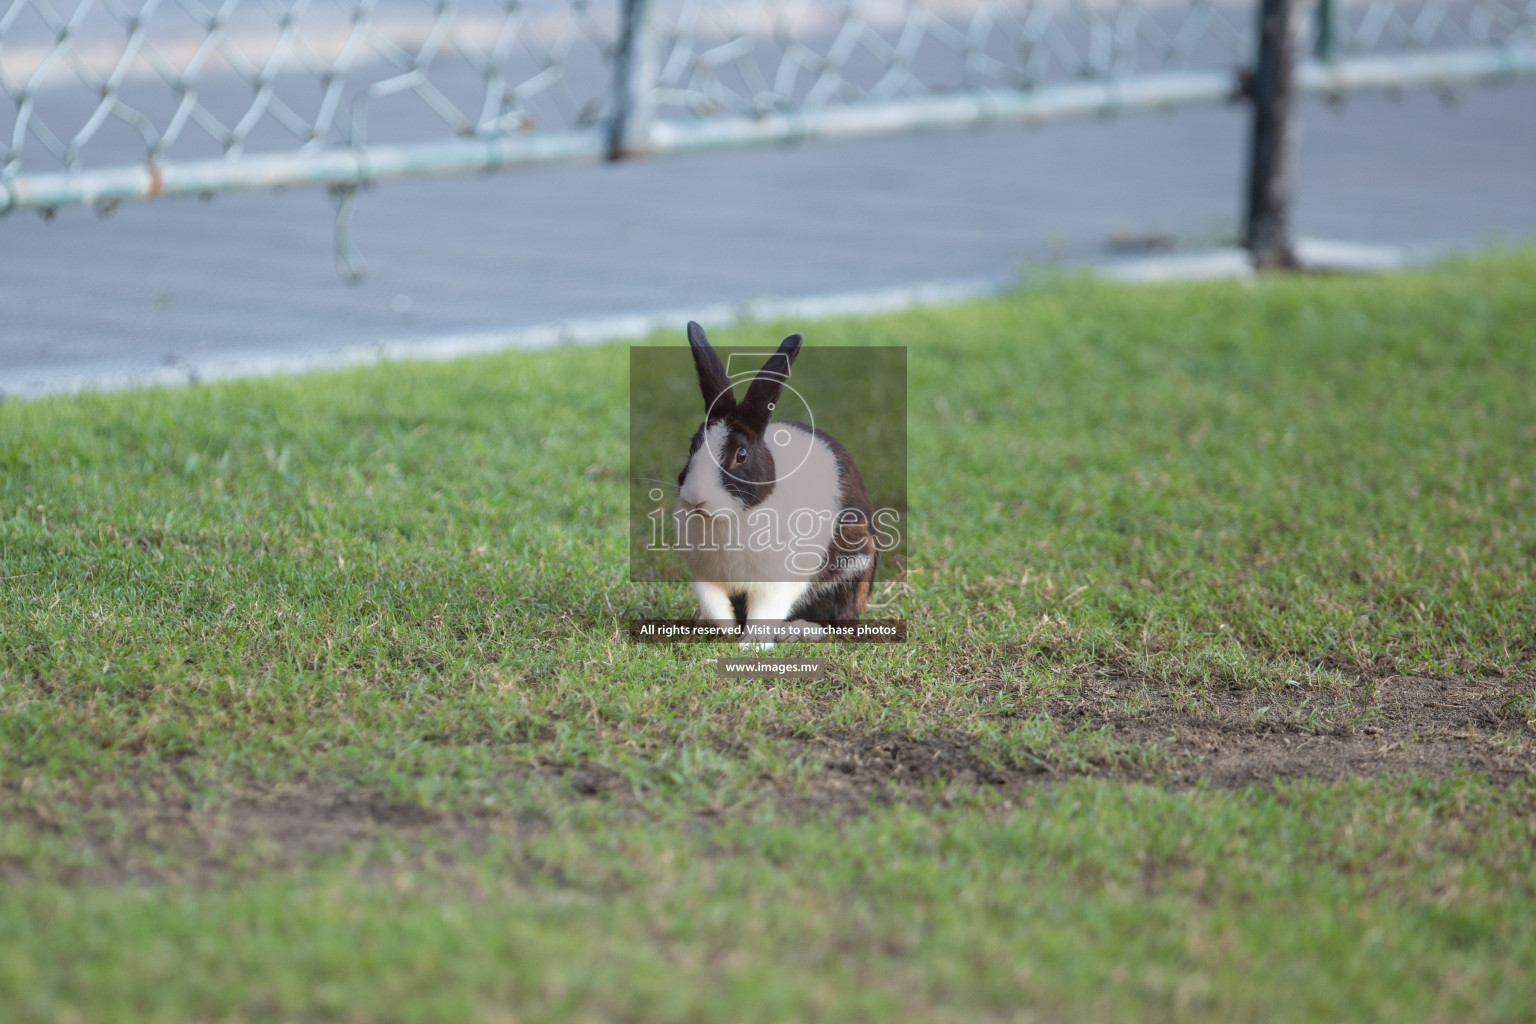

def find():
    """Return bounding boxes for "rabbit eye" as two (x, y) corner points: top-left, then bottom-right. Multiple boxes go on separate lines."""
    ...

(734, 446), (748, 464)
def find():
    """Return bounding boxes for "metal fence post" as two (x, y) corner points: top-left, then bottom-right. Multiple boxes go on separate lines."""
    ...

(608, 0), (659, 160)
(1244, 0), (1302, 269)
(1314, 0), (1341, 61)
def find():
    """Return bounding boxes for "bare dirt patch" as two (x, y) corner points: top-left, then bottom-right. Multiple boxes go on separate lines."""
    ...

(777, 674), (1535, 811)
(1058, 672), (1535, 787)
(4, 677), (1529, 881)
(781, 731), (1030, 813)
(3, 773), (586, 886)
(2, 761), (644, 885)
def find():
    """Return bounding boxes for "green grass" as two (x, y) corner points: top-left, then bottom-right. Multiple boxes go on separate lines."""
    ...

(2, 248), (1535, 1021)
(5, 781), (1534, 1023)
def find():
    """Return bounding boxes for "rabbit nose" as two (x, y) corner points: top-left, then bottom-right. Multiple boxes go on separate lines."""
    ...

(680, 498), (707, 512)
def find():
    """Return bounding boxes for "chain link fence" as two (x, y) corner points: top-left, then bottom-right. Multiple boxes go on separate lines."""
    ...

(2, 0), (1533, 216)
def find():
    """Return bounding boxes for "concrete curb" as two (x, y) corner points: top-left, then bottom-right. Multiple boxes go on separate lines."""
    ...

(0, 238), (1437, 400)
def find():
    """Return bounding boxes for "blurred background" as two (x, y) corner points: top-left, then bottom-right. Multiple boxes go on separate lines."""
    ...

(2, 0), (1533, 395)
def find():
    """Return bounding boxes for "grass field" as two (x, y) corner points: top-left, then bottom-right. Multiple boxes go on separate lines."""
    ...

(2, 249), (1534, 1022)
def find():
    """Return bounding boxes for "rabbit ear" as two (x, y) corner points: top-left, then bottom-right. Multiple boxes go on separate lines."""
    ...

(687, 321), (734, 416)
(739, 333), (802, 430)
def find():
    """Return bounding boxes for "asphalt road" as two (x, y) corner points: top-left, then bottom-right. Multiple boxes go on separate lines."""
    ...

(2, 79), (1533, 392)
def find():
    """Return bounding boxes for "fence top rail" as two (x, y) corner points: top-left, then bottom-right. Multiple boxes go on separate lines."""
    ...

(1, 0), (1532, 211)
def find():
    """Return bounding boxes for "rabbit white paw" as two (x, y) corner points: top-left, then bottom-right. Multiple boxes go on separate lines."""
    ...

(787, 620), (826, 643)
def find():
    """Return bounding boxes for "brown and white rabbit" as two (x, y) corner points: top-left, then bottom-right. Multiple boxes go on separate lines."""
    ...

(675, 321), (878, 646)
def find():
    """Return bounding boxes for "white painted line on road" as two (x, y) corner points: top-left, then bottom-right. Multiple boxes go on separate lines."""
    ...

(0, 239), (1432, 401)
(1295, 237), (1428, 271)
(1097, 248), (1257, 282)
(0, 277), (1012, 400)
(1096, 238), (1435, 282)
